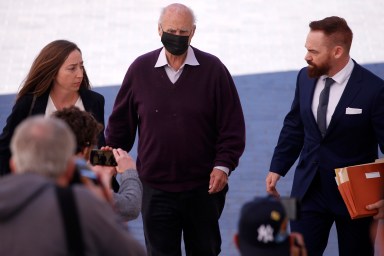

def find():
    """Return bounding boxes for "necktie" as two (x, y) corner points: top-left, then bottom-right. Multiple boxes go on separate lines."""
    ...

(317, 77), (335, 137)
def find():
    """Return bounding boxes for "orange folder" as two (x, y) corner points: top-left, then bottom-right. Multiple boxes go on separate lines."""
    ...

(335, 160), (384, 219)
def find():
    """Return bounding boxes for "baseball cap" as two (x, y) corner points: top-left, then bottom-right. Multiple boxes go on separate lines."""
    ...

(237, 195), (290, 256)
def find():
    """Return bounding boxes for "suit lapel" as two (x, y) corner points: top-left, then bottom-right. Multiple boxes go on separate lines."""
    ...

(326, 64), (363, 134)
(79, 87), (92, 112)
(299, 71), (319, 133)
(306, 79), (318, 127)
(32, 90), (50, 115)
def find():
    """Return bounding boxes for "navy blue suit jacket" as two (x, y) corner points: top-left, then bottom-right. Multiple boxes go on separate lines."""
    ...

(270, 60), (384, 214)
(0, 87), (105, 175)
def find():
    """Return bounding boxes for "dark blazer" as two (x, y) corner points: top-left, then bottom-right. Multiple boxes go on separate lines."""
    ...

(270, 60), (384, 214)
(0, 87), (105, 175)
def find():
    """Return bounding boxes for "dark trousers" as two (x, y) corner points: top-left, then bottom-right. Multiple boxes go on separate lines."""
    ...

(141, 183), (228, 256)
(291, 173), (374, 256)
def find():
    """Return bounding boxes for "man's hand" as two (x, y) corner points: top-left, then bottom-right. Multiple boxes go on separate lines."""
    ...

(266, 171), (281, 197)
(366, 200), (384, 219)
(208, 168), (228, 194)
(290, 232), (307, 256)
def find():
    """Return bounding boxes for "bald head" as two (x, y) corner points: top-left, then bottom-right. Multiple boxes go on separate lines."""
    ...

(158, 3), (196, 26)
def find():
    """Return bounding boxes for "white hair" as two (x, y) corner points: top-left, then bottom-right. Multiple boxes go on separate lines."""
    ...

(10, 115), (76, 178)
(158, 3), (196, 25)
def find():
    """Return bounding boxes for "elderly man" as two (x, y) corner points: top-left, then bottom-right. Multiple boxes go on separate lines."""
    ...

(106, 3), (245, 255)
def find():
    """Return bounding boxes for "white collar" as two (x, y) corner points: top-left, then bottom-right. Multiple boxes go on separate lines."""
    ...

(321, 58), (354, 84)
(154, 46), (200, 68)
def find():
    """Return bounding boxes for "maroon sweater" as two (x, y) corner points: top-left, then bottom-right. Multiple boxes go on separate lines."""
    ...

(106, 47), (245, 192)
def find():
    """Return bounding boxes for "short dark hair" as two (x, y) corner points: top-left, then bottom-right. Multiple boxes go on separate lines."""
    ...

(309, 16), (353, 53)
(53, 106), (103, 153)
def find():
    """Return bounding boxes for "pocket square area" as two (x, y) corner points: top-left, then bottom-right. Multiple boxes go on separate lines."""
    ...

(345, 107), (362, 115)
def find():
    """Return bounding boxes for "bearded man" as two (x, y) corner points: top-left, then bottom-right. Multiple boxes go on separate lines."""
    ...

(266, 16), (384, 256)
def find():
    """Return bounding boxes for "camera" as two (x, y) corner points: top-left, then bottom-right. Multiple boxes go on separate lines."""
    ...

(73, 157), (100, 185)
(90, 149), (117, 166)
(280, 197), (300, 220)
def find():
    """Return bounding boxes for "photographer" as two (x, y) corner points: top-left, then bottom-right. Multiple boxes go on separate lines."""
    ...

(0, 116), (145, 255)
(53, 106), (142, 221)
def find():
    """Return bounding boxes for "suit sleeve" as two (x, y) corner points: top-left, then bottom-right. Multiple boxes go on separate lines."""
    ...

(270, 70), (305, 176)
(371, 80), (384, 153)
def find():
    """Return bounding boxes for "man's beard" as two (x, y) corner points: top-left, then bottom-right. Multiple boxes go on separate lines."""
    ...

(307, 61), (330, 78)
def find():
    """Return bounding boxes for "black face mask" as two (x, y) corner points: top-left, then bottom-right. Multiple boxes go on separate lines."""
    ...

(161, 31), (190, 56)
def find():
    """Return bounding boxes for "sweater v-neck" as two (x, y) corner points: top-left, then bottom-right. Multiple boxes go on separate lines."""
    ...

(161, 65), (190, 88)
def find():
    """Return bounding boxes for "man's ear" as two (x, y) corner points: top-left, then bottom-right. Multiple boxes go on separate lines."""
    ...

(191, 25), (196, 37)
(9, 157), (16, 173)
(64, 157), (76, 183)
(233, 233), (240, 249)
(333, 45), (344, 59)
(80, 146), (92, 161)
(56, 158), (76, 187)
(158, 24), (163, 37)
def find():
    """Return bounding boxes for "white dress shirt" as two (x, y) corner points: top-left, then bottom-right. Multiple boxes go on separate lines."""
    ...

(312, 58), (354, 128)
(154, 46), (199, 83)
(45, 95), (85, 117)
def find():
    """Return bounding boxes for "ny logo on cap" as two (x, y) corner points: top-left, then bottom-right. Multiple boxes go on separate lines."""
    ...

(257, 224), (274, 243)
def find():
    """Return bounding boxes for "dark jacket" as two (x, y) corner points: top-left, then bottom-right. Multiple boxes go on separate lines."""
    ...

(0, 87), (105, 175)
(0, 173), (146, 256)
(270, 61), (384, 214)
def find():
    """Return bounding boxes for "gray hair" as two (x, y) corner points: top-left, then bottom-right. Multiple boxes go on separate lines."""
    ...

(10, 115), (76, 178)
(158, 3), (196, 25)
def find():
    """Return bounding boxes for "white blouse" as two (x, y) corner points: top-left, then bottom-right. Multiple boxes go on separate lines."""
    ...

(45, 95), (85, 117)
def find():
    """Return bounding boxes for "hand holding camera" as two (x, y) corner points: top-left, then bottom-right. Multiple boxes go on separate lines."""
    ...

(89, 147), (136, 194)
(90, 147), (136, 172)
(112, 148), (136, 174)
(74, 157), (113, 204)
(90, 149), (117, 166)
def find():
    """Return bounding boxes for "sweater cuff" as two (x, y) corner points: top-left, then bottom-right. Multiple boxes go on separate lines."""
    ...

(122, 168), (139, 177)
(117, 168), (139, 184)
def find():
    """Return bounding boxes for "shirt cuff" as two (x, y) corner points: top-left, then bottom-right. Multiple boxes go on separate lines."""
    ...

(214, 166), (229, 176)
